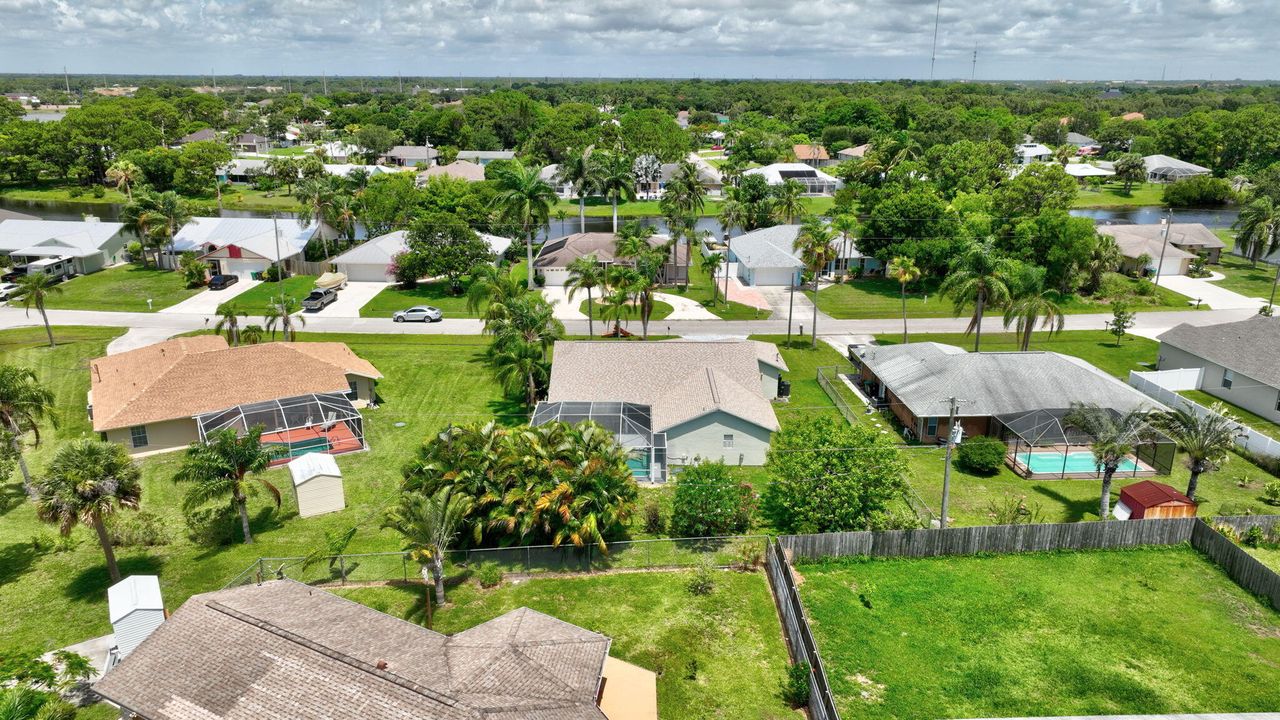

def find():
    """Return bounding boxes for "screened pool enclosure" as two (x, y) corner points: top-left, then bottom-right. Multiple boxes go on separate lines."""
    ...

(531, 401), (667, 482)
(195, 392), (367, 465)
(993, 408), (1174, 480)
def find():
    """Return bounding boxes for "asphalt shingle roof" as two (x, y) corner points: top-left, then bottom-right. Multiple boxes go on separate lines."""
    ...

(729, 225), (805, 270)
(1158, 315), (1280, 388)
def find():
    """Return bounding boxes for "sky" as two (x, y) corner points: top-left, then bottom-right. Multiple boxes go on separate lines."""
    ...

(0, 0), (1272, 81)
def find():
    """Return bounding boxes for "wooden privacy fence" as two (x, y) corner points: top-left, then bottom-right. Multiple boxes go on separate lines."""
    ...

(764, 540), (840, 720)
(1191, 517), (1280, 609)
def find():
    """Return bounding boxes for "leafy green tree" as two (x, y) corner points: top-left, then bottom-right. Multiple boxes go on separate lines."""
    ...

(762, 416), (908, 534)
(860, 184), (957, 269)
(991, 163), (1077, 228)
(1005, 210), (1098, 293)
(1107, 301), (1136, 346)
(922, 140), (1010, 198)
(174, 426), (283, 544)
(1064, 404), (1156, 520)
(887, 256), (920, 343)
(490, 161), (557, 290)
(265, 155), (299, 194)
(177, 251), (207, 287)
(670, 460), (755, 537)
(939, 239), (1015, 352)
(352, 124), (402, 160)
(383, 487), (470, 613)
(176, 140), (233, 207)
(13, 274), (62, 348)
(0, 365), (55, 490)
(565, 254), (606, 336)
(1151, 404), (1241, 500)
(356, 173), (422, 236)
(402, 212), (494, 289)
(32, 439), (141, 583)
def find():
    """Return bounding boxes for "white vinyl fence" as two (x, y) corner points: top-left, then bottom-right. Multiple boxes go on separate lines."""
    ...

(1129, 369), (1280, 459)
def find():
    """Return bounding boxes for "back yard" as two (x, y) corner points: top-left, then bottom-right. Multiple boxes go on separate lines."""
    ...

(800, 547), (1280, 719)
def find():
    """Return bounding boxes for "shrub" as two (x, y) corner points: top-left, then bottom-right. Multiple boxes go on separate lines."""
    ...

(986, 493), (1045, 525)
(686, 564), (715, 596)
(670, 460), (754, 537)
(956, 436), (1006, 475)
(1162, 175), (1232, 207)
(67, 186), (84, 198)
(1264, 480), (1280, 506)
(643, 500), (665, 535)
(475, 562), (503, 589)
(126, 240), (144, 261)
(1095, 272), (1132, 299)
(183, 503), (239, 546)
(1243, 525), (1265, 548)
(781, 662), (812, 707)
(533, 270), (546, 287)
(107, 511), (169, 547)
(91, 185), (106, 199)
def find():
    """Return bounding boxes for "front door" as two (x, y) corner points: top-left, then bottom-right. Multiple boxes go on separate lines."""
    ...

(207, 260), (221, 276)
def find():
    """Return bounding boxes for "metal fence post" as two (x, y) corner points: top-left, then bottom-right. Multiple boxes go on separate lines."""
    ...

(339, 556), (346, 586)
(402, 553), (408, 582)
(256, 558), (265, 584)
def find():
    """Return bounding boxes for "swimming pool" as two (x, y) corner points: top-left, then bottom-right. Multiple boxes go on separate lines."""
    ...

(1015, 451), (1140, 474)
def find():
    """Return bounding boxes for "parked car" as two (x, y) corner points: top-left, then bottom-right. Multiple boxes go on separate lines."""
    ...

(0, 283), (20, 301)
(393, 305), (443, 322)
(208, 274), (239, 290)
(302, 287), (339, 312)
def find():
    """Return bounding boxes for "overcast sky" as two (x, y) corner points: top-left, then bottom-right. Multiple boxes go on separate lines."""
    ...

(0, 0), (1270, 81)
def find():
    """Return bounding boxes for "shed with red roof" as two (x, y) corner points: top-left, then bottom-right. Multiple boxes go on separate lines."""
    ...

(1113, 480), (1197, 520)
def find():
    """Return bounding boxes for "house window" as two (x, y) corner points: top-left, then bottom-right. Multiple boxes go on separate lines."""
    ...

(347, 379), (359, 399)
(129, 426), (148, 448)
(722, 434), (734, 448)
(926, 417), (939, 437)
(1275, 392), (1280, 413)
(1222, 369), (1235, 389)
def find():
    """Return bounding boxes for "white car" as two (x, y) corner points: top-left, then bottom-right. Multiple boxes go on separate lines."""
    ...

(393, 305), (443, 322)
(0, 283), (20, 301)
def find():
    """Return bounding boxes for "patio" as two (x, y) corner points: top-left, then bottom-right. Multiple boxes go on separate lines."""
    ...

(194, 392), (368, 466)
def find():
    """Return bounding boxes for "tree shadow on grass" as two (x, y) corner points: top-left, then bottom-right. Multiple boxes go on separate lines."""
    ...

(0, 480), (28, 517)
(487, 396), (530, 428)
(0, 542), (39, 587)
(1029, 484), (1103, 523)
(64, 554), (164, 602)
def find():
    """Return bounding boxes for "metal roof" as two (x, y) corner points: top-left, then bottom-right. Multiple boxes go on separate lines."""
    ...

(108, 575), (164, 624)
(288, 452), (341, 486)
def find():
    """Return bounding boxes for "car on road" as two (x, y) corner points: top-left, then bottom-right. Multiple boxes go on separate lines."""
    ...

(393, 305), (443, 322)
(0, 283), (20, 301)
(208, 274), (239, 290)
(302, 287), (339, 312)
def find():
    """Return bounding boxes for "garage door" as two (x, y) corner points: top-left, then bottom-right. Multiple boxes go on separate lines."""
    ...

(751, 267), (798, 287)
(338, 263), (391, 283)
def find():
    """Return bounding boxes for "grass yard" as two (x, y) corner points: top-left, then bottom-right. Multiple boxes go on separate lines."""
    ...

(1179, 389), (1280, 442)
(1072, 181), (1167, 207)
(0, 180), (129, 206)
(812, 276), (1198, 320)
(800, 546), (1280, 719)
(218, 186), (304, 212)
(579, 298), (674, 323)
(37, 265), (204, 313)
(229, 274), (317, 312)
(0, 329), (522, 655)
(334, 570), (793, 720)
(1248, 546), (1280, 573)
(667, 250), (773, 320)
(360, 280), (480, 318)
(1208, 252), (1279, 304)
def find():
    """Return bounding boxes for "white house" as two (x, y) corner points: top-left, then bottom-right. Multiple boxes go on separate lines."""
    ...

(729, 224), (878, 287)
(332, 230), (511, 282)
(317, 141), (365, 162)
(107, 575), (166, 661)
(1015, 143), (1055, 165)
(539, 164), (575, 198)
(170, 217), (324, 278)
(0, 218), (127, 275)
(1143, 154), (1210, 182)
(742, 163), (841, 195)
(289, 452), (345, 518)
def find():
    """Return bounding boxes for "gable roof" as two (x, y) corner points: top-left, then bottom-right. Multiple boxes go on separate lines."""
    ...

(0, 219), (124, 256)
(108, 575), (164, 624)
(288, 452), (341, 485)
(730, 224), (864, 270)
(1095, 224), (1196, 262)
(172, 217), (315, 260)
(857, 342), (1161, 419)
(89, 337), (382, 432)
(1065, 132), (1098, 146)
(383, 144), (439, 161)
(1119, 480), (1193, 509)
(332, 229), (510, 267)
(1016, 143), (1054, 158)
(1097, 223), (1224, 251)
(234, 132), (270, 144)
(546, 340), (786, 432)
(418, 160), (486, 182)
(792, 144), (829, 161)
(534, 232), (674, 269)
(1158, 315), (1280, 388)
(1143, 154), (1209, 177)
(837, 144), (870, 158)
(94, 580), (610, 720)
(178, 128), (218, 144)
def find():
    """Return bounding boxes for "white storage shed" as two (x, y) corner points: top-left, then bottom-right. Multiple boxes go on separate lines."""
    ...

(289, 452), (345, 518)
(108, 575), (166, 660)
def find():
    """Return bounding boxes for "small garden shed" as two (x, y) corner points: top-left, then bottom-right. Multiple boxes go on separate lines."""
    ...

(108, 575), (166, 660)
(289, 452), (344, 518)
(1113, 480), (1197, 520)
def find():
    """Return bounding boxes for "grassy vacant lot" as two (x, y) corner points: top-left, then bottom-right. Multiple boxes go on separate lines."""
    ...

(801, 547), (1280, 719)
(1210, 251), (1279, 303)
(335, 570), (793, 720)
(0, 180), (129, 205)
(230, 274), (316, 312)
(360, 280), (479, 318)
(812, 276), (1198, 320)
(1072, 181), (1166, 207)
(1180, 389), (1280, 442)
(38, 265), (203, 313)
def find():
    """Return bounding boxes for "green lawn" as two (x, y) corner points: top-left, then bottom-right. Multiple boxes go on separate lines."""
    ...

(36, 265), (203, 313)
(229, 274), (317, 313)
(801, 547), (1280, 719)
(1248, 546), (1280, 573)
(0, 180), (300, 213)
(1209, 252), (1279, 304)
(812, 276), (1199, 320)
(1180, 389), (1280, 442)
(579, 298), (674, 324)
(1072, 181), (1167, 207)
(219, 186), (304, 212)
(360, 281), (480, 318)
(0, 180), (129, 206)
(667, 250), (773, 320)
(334, 570), (793, 720)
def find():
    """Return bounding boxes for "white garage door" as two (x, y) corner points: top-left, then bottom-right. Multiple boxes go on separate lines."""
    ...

(751, 267), (798, 287)
(338, 263), (392, 283)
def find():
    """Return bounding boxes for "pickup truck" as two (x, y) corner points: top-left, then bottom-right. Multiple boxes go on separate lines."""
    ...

(302, 287), (338, 311)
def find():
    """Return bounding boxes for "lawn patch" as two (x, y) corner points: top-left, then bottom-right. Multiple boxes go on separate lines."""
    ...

(40, 265), (203, 313)
(1072, 181), (1167, 207)
(229, 274), (316, 313)
(360, 281), (479, 318)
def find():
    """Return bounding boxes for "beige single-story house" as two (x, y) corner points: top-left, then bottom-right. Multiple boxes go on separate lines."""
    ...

(793, 143), (833, 167)
(1096, 224), (1197, 277)
(533, 340), (789, 480)
(1158, 315), (1280, 425)
(380, 144), (439, 167)
(416, 159), (486, 185)
(89, 336), (382, 460)
(1097, 222), (1225, 265)
(332, 229), (512, 282)
(0, 218), (128, 276)
(533, 232), (686, 286)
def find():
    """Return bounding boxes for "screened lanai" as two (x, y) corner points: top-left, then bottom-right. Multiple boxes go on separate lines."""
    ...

(531, 401), (668, 482)
(195, 392), (367, 465)
(993, 408), (1174, 480)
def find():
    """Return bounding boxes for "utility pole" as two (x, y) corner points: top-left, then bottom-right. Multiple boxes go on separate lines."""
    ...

(786, 275), (797, 345)
(721, 232), (731, 315)
(63, 66), (70, 93)
(1153, 212), (1171, 286)
(928, 0), (942, 80)
(322, 72), (328, 96)
(970, 46), (977, 81)
(939, 397), (963, 529)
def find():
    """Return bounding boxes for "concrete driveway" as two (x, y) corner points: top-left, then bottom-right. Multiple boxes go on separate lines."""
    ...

(306, 281), (391, 318)
(1157, 272), (1267, 311)
(541, 287), (588, 320)
(159, 279), (261, 315)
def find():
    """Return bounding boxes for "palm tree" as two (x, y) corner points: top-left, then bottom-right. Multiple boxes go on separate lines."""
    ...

(830, 214), (859, 276)
(264, 295), (305, 341)
(704, 251), (725, 305)
(1113, 153), (1146, 194)
(106, 159), (142, 200)
(600, 287), (633, 337)
(597, 152), (637, 233)
(294, 178), (335, 258)
(383, 487), (471, 617)
(1084, 234), (1122, 294)
(886, 256), (921, 344)
(565, 254), (605, 336)
(632, 154), (662, 197)
(0, 365), (56, 490)
(534, 422), (635, 551)
(796, 218), (837, 348)
(718, 198), (748, 236)
(240, 325), (265, 345)
(1003, 289), (1066, 351)
(1151, 404), (1242, 500)
(174, 426), (282, 544)
(1234, 196), (1280, 268)
(467, 264), (528, 324)
(13, 274), (63, 348)
(120, 191), (193, 269)
(32, 439), (141, 583)
(773, 179), (806, 224)
(214, 302), (241, 345)
(939, 239), (1015, 352)
(1064, 404), (1155, 520)
(665, 161), (707, 289)
(490, 340), (548, 407)
(1053, 144), (1075, 166)
(557, 146), (600, 234)
(491, 161), (558, 290)
(329, 194), (358, 245)
(266, 156), (300, 194)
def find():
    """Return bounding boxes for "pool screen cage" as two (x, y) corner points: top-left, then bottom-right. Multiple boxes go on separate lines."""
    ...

(531, 401), (667, 482)
(195, 392), (367, 463)
(993, 408), (1175, 479)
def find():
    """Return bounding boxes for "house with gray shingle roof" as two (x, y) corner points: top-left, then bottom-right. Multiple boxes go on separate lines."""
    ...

(729, 224), (877, 287)
(1097, 222), (1226, 265)
(94, 579), (656, 720)
(1157, 315), (1280, 424)
(533, 340), (789, 480)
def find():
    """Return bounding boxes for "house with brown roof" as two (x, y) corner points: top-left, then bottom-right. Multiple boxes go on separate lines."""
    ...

(533, 232), (687, 286)
(792, 143), (832, 167)
(416, 159), (486, 185)
(1098, 222), (1225, 265)
(533, 340), (788, 480)
(94, 579), (657, 720)
(89, 337), (382, 458)
(1097, 223), (1209, 277)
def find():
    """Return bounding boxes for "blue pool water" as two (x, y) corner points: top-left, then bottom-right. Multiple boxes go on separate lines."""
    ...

(1017, 451), (1139, 474)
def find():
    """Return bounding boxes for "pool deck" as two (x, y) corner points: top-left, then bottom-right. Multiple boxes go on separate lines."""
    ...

(1006, 446), (1157, 480)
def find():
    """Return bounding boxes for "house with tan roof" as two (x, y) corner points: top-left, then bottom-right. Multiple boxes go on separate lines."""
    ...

(89, 336), (382, 459)
(792, 143), (832, 167)
(533, 232), (687, 286)
(94, 579), (657, 720)
(532, 340), (789, 480)
(416, 159), (486, 185)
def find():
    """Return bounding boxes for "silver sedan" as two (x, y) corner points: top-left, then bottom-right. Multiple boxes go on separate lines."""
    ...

(392, 305), (443, 322)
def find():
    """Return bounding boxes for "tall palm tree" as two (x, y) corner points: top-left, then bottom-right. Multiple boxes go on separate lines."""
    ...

(1084, 234), (1122, 294)
(600, 287), (633, 337)
(467, 263), (528, 324)
(665, 161), (707, 289)
(0, 365), (56, 491)
(1064, 404), (1155, 521)
(704, 251), (725, 305)
(565, 254), (605, 336)
(106, 159), (142, 200)
(1234, 196), (1280, 268)
(214, 302), (241, 346)
(597, 152), (637, 233)
(264, 295), (305, 341)
(1151, 404), (1242, 500)
(383, 487), (471, 616)
(490, 340), (549, 407)
(886, 256), (921, 344)
(796, 218), (837, 348)
(830, 214), (859, 275)
(939, 239), (1015, 352)
(718, 198), (748, 236)
(32, 439), (141, 583)
(294, 178), (336, 259)
(329, 194), (358, 245)
(491, 161), (558, 290)
(773, 179), (806, 224)
(121, 191), (192, 270)
(557, 145), (600, 234)
(1003, 288), (1066, 351)
(174, 426), (282, 544)
(14, 274), (63, 348)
